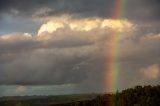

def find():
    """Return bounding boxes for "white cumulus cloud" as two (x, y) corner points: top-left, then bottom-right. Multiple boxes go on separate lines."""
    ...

(38, 18), (135, 36)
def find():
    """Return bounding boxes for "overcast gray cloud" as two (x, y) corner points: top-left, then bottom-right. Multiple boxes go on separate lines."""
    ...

(0, 18), (160, 89)
(0, 0), (159, 21)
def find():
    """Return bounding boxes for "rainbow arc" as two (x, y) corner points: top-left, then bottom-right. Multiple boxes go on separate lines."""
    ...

(105, 0), (127, 93)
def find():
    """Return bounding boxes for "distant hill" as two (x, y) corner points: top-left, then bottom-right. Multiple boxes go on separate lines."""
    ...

(0, 85), (160, 106)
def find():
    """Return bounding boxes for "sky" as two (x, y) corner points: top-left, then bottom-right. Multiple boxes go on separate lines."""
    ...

(0, 0), (160, 96)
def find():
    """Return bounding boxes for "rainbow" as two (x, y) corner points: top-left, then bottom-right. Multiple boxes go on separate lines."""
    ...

(105, 0), (127, 93)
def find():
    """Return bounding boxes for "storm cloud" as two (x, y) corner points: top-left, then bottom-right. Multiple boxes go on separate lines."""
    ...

(0, 17), (160, 88)
(0, 18), (135, 85)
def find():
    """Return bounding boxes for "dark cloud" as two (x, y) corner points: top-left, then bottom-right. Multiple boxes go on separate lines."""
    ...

(0, 49), (89, 85)
(0, 0), (159, 21)
(0, 0), (113, 18)
(0, 44), (104, 85)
